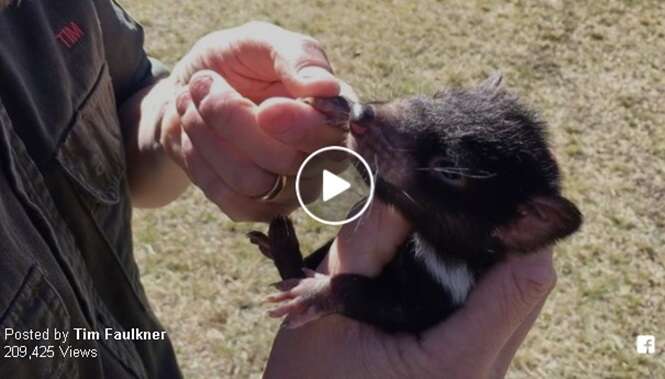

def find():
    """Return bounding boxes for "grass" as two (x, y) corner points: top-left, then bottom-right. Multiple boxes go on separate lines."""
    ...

(121, 0), (665, 377)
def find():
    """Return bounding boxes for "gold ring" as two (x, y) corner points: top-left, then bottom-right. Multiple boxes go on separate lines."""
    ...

(256, 175), (288, 201)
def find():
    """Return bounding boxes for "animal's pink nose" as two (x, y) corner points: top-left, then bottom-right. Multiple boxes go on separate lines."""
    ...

(350, 122), (368, 135)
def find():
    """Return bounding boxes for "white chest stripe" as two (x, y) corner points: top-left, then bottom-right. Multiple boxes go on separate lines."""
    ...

(413, 235), (474, 305)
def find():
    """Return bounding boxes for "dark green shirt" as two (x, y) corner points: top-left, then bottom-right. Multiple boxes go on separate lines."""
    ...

(0, 1), (181, 377)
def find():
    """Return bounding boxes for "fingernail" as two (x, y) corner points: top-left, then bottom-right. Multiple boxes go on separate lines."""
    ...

(189, 74), (214, 105)
(297, 66), (335, 83)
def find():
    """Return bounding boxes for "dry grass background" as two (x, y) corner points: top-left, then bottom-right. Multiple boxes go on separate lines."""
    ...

(121, 0), (664, 377)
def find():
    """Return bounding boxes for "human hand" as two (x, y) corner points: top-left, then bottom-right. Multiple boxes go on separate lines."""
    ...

(158, 22), (351, 221)
(264, 201), (557, 378)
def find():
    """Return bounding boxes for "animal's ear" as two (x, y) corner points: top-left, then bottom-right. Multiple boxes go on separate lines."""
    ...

(493, 195), (582, 252)
(478, 72), (504, 92)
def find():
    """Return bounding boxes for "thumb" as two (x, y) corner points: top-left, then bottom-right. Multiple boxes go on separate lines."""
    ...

(271, 36), (340, 98)
(422, 248), (556, 363)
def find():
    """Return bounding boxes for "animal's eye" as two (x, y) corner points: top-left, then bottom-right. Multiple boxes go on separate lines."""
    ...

(439, 171), (463, 182)
(429, 157), (466, 187)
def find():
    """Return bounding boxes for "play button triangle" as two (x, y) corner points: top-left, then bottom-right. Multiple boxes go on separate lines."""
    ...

(322, 170), (351, 202)
(295, 146), (375, 225)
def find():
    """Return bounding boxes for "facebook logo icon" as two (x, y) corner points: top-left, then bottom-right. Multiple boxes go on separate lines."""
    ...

(636, 335), (656, 354)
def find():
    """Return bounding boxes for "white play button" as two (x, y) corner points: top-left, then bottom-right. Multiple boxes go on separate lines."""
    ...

(322, 170), (351, 202)
(295, 146), (375, 225)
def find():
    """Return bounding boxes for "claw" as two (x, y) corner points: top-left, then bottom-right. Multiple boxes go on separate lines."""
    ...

(247, 231), (273, 259)
(272, 278), (302, 291)
(268, 298), (307, 318)
(266, 291), (294, 303)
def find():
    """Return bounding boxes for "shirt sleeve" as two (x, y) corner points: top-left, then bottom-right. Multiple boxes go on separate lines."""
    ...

(95, 0), (170, 105)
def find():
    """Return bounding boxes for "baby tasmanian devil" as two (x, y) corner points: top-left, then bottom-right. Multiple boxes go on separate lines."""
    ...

(248, 73), (583, 333)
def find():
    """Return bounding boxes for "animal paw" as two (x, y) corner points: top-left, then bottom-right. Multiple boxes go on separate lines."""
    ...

(247, 216), (300, 262)
(266, 269), (338, 329)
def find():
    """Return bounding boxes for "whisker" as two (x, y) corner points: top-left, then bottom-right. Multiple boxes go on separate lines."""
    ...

(353, 153), (380, 231)
(401, 189), (421, 208)
(353, 198), (371, 233)
(415, 167), (496, 179)
(359, 154), (380, 228)
(391, 147), (414, 152)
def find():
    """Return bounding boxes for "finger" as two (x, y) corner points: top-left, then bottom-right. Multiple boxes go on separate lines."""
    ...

(269, 175), (326, 206)
(260, 153), (350, 207)
(421, 248), (556, 366)
(258, 81), (358, 154)
(179, 129), (217, 189)
(490, 299), (547, 378)
(339, 80), (359, 102)
(257, 97), (347, 152)
(300, 155), (349, 177)
(179, 95), (278, 198)
(160, 98), (186, 168)
(269, 28), (340, 97)
(321, 200), (412, 276)
(240, 81), (293, 105)
(181, 132), (291, 222)
(188, 70), (305, 175)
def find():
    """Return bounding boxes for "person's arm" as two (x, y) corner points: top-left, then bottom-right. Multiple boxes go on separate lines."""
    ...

(265, 200), (556, 379)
